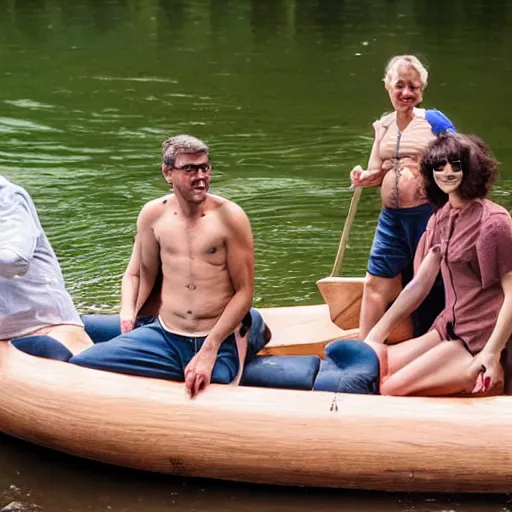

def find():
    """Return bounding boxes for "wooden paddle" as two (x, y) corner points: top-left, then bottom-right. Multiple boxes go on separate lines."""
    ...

(316, 186), (364, 330)
(316, 184), (413, 342)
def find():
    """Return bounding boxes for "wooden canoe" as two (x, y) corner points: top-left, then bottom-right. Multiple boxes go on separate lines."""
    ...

(1, 303), (512, 494)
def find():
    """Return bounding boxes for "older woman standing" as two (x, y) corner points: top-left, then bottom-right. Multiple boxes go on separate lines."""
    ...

(351, 55), (455, 339)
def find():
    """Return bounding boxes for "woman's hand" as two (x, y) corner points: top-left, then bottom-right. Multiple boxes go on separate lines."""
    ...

(350, 165), (382, 188)
(470, 351), (503, 394)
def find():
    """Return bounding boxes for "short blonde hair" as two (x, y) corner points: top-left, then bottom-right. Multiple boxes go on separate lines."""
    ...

(383, 55), (428, 90)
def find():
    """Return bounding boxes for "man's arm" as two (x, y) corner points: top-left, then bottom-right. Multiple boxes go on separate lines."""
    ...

(119, 239), (141, 333)
(185, 202), (254, 397)
(204, 203), (254, 347)
(0, 187), (40, 278)
(133, 205), (161, 317)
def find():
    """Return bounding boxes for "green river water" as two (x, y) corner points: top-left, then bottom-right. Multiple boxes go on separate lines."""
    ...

(1, 0), (512, 510)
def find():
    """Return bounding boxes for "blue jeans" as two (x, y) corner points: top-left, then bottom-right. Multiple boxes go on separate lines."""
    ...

(81, 307), (268, 360)
(70, 319), (239, 384)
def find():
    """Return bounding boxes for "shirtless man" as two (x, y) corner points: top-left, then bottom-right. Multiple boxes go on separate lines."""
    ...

(71, 135), (255, 397)
(0, 175), (92, 356)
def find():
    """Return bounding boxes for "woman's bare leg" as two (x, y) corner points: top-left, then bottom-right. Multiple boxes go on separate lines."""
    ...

(359, 273), (402, 339)
(381, 340), (476, 396)
(366, 330), (441, 382)
(386, 330), (442, 375)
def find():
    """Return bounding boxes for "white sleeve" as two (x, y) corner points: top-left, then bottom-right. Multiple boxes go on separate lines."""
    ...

(0, 186), (40, 278)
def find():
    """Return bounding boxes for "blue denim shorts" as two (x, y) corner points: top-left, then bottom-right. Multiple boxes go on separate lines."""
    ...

(367, 203), (434, 279)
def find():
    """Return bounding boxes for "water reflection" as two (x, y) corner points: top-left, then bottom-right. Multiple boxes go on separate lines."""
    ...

(157, 0), (186, 34)
(86, 0), (129, 32)
(1, 434), (511, 512)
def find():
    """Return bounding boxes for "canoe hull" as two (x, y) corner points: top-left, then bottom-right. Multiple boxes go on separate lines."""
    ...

(1, 341), (512, 493)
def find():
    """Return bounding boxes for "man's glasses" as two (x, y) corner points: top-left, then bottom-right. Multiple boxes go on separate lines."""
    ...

(172, 163), (211, 174)
(431, 159), (463, 173)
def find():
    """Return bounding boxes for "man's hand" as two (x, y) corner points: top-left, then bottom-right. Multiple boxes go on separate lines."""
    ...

(120, 309), (136, 334)
(184, 346), (217, 398)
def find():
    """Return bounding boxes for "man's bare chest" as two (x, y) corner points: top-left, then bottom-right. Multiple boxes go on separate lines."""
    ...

(153, 215), (227, 263)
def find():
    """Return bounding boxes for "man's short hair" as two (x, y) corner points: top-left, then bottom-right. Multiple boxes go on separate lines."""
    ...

(162, 135), (209, 167)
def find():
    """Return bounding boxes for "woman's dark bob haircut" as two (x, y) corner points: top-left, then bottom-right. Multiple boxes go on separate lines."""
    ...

(421, 133), (498, 208)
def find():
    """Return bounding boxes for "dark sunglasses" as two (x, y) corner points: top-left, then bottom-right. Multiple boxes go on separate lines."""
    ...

(431, 159), (462, 173)
(172, 163), (211, 173)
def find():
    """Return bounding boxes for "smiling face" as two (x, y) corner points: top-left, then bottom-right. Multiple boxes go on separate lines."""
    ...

(386, 64), (424, 114)
(163, 151), (211, 204)
(432, 159), (463, 196)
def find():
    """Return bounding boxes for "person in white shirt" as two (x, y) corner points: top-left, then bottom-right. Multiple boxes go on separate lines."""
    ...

(0, 175), (92, 356)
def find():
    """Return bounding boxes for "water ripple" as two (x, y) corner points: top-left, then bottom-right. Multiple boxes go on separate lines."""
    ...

(4, 99), (56, 110)
(91, 76), (178, 83)
(0, 117), (60, 133)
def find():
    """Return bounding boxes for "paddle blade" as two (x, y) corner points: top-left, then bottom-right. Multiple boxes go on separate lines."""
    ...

(316, 276), (364, 330)
(316, 276), (414, 344)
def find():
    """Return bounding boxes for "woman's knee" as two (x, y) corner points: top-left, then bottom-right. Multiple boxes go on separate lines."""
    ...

(379, 375), (405, 396)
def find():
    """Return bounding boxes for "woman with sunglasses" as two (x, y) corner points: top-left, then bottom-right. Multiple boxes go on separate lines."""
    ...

(351, 55), (455, 340)
(362, 133), (512, 396)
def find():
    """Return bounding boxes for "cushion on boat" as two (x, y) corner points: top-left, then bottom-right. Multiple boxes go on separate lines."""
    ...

(241, 355), (321, 390)
(11, 335), (74, 361)
(313, 339), (379, 394)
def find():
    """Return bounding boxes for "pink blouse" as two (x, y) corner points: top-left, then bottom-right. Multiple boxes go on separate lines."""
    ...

(423, 199), (512, 354)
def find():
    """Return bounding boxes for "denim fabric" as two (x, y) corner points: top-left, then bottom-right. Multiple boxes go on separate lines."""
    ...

(367, 203), (434, 279)
(70, 319), (239, 384)
(241, 355), (320, 390)
(313, 339), (379, 394)
(81, 314), (156, 344)
(81, 307), (269, 360)
(11, 335), (74, 361)
(367, 203), (444, 336)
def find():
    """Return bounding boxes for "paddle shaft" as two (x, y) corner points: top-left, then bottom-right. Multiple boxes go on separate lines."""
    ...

(330, 186), (363, 277)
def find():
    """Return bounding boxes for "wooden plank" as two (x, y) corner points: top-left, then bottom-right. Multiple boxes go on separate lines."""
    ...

(316, 276), (413, 343)
(258, 304), (359, 357)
